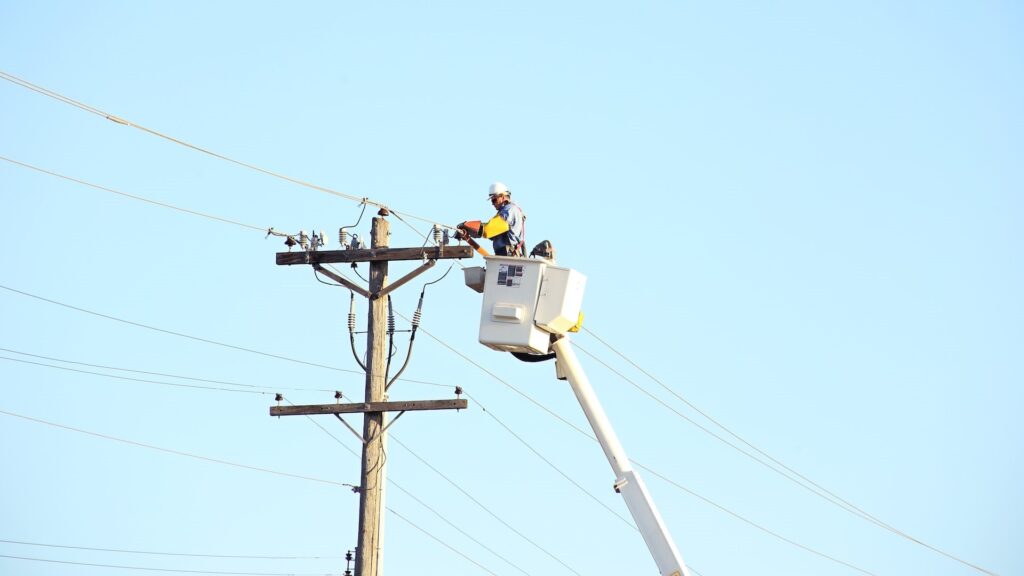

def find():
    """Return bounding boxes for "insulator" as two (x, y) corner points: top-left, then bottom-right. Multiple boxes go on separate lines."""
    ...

(387, 298), (395, 334)
(299, 230), (309, 250)
(348, 293), (357, 333)
(442, 228), (450, 246)
(339, 228), (348, 247)
(412, 295), (424, 327)
(432, 225), (443, 245)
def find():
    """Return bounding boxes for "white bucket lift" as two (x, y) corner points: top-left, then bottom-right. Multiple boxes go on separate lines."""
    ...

(465, 255), (691, 576)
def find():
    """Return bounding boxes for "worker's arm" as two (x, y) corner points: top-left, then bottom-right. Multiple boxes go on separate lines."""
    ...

(457, 215), (509, 240)
(480, 215), (509, 239)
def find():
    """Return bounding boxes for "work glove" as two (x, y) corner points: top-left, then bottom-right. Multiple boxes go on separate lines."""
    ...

(456, 220), (483, 239)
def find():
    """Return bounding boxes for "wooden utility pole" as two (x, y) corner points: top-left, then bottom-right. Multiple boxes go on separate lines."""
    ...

(357, 214), (388, 576)
(271, 212), (473, 576)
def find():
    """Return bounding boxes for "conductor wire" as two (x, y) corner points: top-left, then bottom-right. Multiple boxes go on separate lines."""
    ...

(0, 156), (264, 232)
(0, 70), (455, 232)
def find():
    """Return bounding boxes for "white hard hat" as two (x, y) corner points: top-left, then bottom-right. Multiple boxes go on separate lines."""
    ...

(487, 181), (510, 199)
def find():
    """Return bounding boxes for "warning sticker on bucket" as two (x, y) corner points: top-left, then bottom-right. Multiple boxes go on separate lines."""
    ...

(496, 264), (524, 287)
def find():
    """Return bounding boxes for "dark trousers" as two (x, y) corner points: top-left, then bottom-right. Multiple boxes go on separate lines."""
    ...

(494, 244), (524, 257)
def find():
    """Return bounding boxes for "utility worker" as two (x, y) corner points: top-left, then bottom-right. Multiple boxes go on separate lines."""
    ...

(456, 182), (526, 256)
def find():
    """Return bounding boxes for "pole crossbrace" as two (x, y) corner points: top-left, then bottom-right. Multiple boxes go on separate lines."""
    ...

(334, 413), (367, 444)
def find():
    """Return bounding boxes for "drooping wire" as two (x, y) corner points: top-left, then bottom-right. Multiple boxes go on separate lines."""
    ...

(0, 347), (334, 393)
(0, 355), (270, 396)
(0, 284), (353, 375)
(347, 291), (367, 371)
(386, 509), (502, 576)
(0, 156), (265, 232)
(339, 203), (369, 248)
(579, 328), (998, 576)
(291, 402), (529, 575)
(0, 554), (344, 576)
(0, 122), (958, 572)
(0, 408), (360, 491)
(405, 320), (884, 576)
(0, 69), (456, 232)
(0, 538), (344, 560)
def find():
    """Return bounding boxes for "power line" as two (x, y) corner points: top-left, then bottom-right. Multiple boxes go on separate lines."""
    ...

(0, 539), (343, 560)
(294, 397), (569, 573)
(0, 155), (265, 232)
(385, 509), (501, 576)
(633, 462), (878, 576)
(2, 152), (451, 267)
(394, 314), (637, 529)
(0, 69), (452, 232)
(3, 66), (967, 567)
(1, 401), (525, 575)
(581, 327), (999, 576)
(0, 69), (874, 575)
(0, 408), (360, 491)
(0, 283), (358, 376)
(0, 355), (270, 395)
(0, 553), (340, 575)
(0, 283), (896, 575)
(414, 326), (881, 576)
(0, 347), (334, 393)
(4, 123), (967, 574)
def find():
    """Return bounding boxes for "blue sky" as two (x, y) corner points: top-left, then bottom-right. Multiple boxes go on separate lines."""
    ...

(1, 1), (1021, 575)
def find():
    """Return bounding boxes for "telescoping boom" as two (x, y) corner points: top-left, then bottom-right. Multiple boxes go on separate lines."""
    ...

(464, 255), (690, 576)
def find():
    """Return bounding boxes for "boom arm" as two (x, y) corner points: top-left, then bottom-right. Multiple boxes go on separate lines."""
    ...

(551, 337), (690, 576)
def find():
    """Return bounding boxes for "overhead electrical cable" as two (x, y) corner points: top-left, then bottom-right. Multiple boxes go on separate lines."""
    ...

(0, 70), (452, 232)
(633, 462), (878, 576)
(385, 509), (501, 576)
(412, 325), (882, 576)
(0, 355), (274, 395)
(445, 393), (635, 528)
(0, 539), (343, 560)
(0, 284), (904, 575)
(0, 81), (972, 571)
(0, 284), (358, 376)
(293, 402), (542, 576)
(392, 312), (637, 529)
(0, 347), (333, 393)
(0, 408), (360, 491)
(2, 385), (528, 576)
(580, 328), (999, 576)
(0, 156), (265, 231)
(0, 554), (340, 576)
(1, 298), (886, 575)
(573, 344), (894, 520)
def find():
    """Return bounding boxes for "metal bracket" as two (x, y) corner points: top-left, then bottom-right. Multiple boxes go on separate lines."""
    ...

(373, 260), (436, 300)
(380, 410), (406, 435)
(334, 413), (367, 444)
(313, 264), (371, 299)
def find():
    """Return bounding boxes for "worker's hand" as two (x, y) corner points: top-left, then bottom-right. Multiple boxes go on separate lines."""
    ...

(456, 220), (483, 239)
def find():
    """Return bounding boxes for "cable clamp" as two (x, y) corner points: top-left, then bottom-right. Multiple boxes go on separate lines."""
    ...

(613, 477), (629, 493)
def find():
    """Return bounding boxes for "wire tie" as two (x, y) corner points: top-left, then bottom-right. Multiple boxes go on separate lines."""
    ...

(106, 115), (130, 126)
